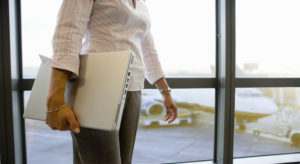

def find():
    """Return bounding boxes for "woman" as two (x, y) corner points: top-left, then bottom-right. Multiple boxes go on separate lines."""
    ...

(40, 0), (178, 163)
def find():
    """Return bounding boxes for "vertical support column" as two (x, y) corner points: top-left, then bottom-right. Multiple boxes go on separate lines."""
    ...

(214, 0), (236, 163)
(0, 0), (25, 163)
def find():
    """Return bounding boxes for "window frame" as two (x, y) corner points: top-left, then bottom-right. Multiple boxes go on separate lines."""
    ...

(0, 0), (26, 163)
(1, 0), (300, 163)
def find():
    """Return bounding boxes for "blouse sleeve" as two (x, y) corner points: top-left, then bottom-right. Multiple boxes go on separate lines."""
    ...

(141, 31), (166, 85)
(39, 0), (94, 79)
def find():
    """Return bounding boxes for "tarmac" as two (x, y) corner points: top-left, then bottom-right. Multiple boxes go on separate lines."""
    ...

(25, 115), (300, 164)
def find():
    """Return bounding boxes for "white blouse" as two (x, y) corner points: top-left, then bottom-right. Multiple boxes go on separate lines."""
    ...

(39, 0), (165, 91)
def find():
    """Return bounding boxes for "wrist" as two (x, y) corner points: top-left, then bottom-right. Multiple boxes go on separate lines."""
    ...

(159, 87), (172, 98)
(162, 91), (171, 99)
(46, 95), (65, 110)
(46, 104), (67, 114)
(159, 87), (171, 94)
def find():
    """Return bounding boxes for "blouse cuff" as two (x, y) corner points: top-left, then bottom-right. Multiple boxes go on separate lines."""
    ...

(146, 69), (166, 85)
(39, 54), (79, 79)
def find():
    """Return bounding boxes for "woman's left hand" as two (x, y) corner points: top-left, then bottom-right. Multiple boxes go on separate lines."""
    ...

(153, 77), (177, 124)
(163, 93), (178, 124)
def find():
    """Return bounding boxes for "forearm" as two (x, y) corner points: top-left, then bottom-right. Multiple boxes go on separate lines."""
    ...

(154, 77), (171, 98)
(46, 68), (70, 110)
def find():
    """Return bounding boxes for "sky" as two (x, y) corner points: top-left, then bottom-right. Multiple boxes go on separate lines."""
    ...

(21, 0), (300, 78)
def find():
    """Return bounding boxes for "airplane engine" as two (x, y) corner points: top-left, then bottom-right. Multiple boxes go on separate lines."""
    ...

(290, 131), (300, 147)
(141, 100), (164, 116)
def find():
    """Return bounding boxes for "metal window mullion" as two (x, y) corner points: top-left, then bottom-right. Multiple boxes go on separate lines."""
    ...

(215, 0), (236, 164)
(235, 78), (300, 88)
(0, 0), (16, 163)
(22, 78), (218, 90)
(144, 78), (217, 89)
(0, 0), (25, 163)
(213, 0), (219, 161)
(15, 0), (27, 163)
(9, 0), (26, 163)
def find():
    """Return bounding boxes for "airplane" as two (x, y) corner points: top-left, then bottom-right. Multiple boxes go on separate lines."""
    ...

(139, 88), (279, 131)
(138, 65), (300, 147)
(139, 65), (280, 129)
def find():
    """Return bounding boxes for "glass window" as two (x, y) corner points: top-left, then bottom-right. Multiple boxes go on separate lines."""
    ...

(24, 91), (73, 164)
(21, 0), (62, 78)
(133, 89), (215, 163)
(22, 0), (216, 78)
(234, 88), (300, 158)
(146, 0), (216, 77)
(25, 89), (215, 164)
(236, 0), (300, 77)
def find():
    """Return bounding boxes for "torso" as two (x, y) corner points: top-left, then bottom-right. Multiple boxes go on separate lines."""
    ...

(81, 0), (151, 91)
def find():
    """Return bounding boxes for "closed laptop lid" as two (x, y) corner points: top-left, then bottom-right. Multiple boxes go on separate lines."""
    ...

(23, 50), (134, 131)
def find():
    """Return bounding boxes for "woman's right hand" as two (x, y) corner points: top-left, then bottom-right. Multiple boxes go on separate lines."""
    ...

(45, 67), (80, 133)
(46, 104), (80, 133)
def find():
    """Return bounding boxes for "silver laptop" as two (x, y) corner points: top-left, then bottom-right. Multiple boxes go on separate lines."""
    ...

(23, 50), (134, 131)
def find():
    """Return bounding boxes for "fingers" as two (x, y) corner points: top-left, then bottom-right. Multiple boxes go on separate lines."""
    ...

(164, 106), (172, 121)
(45, 109), (79, 133)
(56, 123), (69, 131)
(168, 104), (178, 123)
(66, 114), (80, 133)
(49, 123), (57, 130)
(164, 104), (178, 124)
(47, 120), (71, 131)
(46, 116), (57, 130)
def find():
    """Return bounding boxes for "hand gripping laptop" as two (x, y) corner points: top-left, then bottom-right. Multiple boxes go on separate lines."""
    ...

(23, 50), (134, 131)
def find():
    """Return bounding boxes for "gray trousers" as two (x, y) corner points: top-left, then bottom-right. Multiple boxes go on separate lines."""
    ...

(70, 91), (142, 164)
